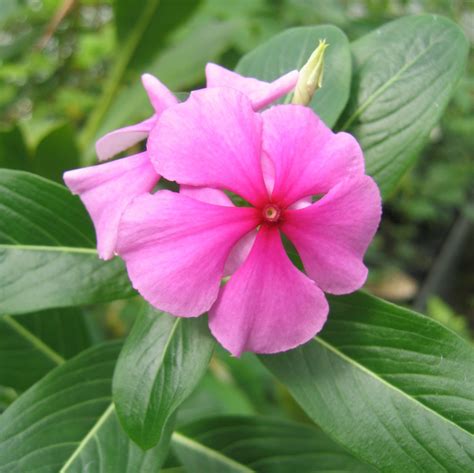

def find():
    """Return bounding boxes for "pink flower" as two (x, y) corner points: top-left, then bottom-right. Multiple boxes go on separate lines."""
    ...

(64, 67), (298, 260)
(116, 88), (382, 356)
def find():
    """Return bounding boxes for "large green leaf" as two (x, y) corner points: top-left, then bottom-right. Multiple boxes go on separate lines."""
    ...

(261, 292), (474, 472)
(0, 387), (16, 414)
(340, 15), (468, 197)
(32, 123), (80, 183)
(236, 25), (351, 127)
(0, 170), (134, 314)
(0, 126), (29, 170)
(0, 342), (171, 472)
(114, 0), (202, 70)
(113, 307), (215, 449)
(177, 371), (255, 427)
(0, 123), (80, 182)
(172, 416), (377, 472)
(0, 308), (91, 391)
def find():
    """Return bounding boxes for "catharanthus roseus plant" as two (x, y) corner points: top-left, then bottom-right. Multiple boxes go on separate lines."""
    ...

(65, 65), (381, 355)
(117, 88), (381, 355)
(0, 10), (471, 473)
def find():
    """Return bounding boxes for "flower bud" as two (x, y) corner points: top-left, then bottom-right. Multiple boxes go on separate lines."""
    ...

(292, 39), (329, 106)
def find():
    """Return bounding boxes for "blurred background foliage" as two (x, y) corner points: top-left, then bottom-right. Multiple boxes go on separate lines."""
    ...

(0, 0), (473, 416)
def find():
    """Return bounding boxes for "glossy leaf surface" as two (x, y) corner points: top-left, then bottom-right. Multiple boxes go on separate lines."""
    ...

(172, 416), (377, 472)
(340, 15), (468, 196)
(0, 170), (134, 314)
(0, 308), (91, 391)
(0, 342), (170, 472)
(114, 308), (215, 449)
(261, 292), (474, 472)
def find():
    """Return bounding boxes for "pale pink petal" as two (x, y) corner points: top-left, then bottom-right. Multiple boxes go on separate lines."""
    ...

(262, 105), (365, 207)
(95, 116), (157, 162)
(205, 63), (298, 110)
(289, 196), (312, 210)
(148, 88), (268, 206)
(180, 185), (232, 207)
(63, 152), (158, 260)
(209, 226), (329, 356)
(261, 152), (275, 194)
(281, 176), (382, 295)
(95, 75), (176, 162)
(116, 191), (260, 317)
(141, 73), (178, 113)
(223, 229), (257, 276)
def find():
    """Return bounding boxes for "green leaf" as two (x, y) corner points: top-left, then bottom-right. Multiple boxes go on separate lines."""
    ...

(340, 15), (469, 197)
(172, 416), (377, 472)
(177, 371), (255, 426)
(0, 386), (16, 414)
(0, 170), (134, 314)
(0, 126), (30, 170)
(0, 342), (171, 472)
(236, 25), (351, 127)
(113, 307), (215, 449)
(114, 0), (202, 71)
(32, 123), (80, 183)
(0, 308), (91, 391)
(213, 350), (280, 416)
(261, 291), (474, 472)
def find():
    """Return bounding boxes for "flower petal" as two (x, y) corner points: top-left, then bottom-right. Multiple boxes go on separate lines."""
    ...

(289, 196), (312, 210)
(209, 225), (328, 356)
(281, 176), (382, 295)
(95, 116), (157, 162)
(205, 63), (298, 110)
(141, 73), (178, 113)
(148, 88), (268, 206)
(179, 185), (255, 276)
(63, 152), (159, 260)
(223, 229), (257, 276)
(116, 191), (259, 317)
(95, 76), (177, 162)
(262, 105), (365, 206)
(179, 185), (233, 207)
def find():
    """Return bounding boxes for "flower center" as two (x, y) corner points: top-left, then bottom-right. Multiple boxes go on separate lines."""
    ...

(262, 203), (281, 223)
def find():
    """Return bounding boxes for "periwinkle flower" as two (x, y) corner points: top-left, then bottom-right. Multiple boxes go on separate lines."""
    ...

(115, 88), (382, 356)
(64, 67), (298, 259)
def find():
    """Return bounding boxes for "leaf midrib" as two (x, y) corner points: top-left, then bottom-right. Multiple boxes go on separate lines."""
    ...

(145, 318), (181, 423)
(172, 431), (254, 473)
(340, 31), (448, 130)
(2, 311), (117, 471)
(60, 403), (116, 472)
(316, 336), (473, 439)
(1, 314), (65, 365)
(0, 244), (96, 254)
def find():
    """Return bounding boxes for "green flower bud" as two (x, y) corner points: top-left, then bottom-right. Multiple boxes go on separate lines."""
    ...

(292, 39), (329, 106)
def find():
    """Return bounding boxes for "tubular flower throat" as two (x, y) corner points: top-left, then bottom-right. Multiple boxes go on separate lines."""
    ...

(113, 87), (382, 356)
